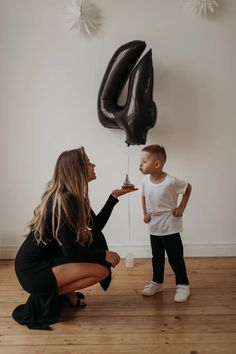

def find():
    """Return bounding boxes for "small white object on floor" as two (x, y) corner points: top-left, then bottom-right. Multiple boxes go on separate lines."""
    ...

(125, 253), (134, 267)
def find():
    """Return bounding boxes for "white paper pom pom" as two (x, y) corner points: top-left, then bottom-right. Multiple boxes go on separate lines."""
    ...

(184, 0), (219, 16)
(64, 0), (102, 36)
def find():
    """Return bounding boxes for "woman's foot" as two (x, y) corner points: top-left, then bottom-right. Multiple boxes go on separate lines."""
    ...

(66, 292), (79, 306)
(60, 292), (86, 307)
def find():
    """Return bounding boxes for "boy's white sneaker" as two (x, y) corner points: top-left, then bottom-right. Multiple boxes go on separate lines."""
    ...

(142, 281), (163, 296)
(174, 285), (190, 302)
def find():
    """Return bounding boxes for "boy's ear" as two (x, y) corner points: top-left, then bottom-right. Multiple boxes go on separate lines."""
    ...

(155, 160), (161, 168)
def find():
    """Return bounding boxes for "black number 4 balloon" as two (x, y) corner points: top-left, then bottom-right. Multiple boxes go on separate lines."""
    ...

(97, 40), (157, 146)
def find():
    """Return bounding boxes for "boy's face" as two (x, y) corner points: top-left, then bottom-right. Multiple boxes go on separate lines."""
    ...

(140, 151), (159, 175)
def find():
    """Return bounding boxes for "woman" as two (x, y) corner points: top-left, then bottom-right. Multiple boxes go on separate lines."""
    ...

(12, 147), (136, 329)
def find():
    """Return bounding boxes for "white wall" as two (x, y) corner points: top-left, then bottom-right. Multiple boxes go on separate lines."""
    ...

(1, 0), (236, 258)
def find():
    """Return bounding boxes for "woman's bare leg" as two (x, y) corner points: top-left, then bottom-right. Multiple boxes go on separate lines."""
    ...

(58, 276), (104, 295)
(52, 262), (110, 295)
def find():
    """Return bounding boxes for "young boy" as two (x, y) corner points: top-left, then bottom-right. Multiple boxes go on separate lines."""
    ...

(140, 144), (192, 302)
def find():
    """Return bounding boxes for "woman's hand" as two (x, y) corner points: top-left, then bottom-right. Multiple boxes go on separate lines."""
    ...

(105, 251), (120, 267)
(111, 188), (138, 198)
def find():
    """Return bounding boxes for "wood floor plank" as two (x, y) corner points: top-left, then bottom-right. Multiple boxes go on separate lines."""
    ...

(0, 258), (236, 354)
(1, 344), (236, 354)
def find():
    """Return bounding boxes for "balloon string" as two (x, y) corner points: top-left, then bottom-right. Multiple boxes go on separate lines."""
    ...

(127, 144), (130, 175)
(127, 145), (131, 242)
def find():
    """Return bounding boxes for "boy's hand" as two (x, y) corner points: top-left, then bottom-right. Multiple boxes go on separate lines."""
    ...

(173, 207), (184, 217)
(143, 213), (151, 223)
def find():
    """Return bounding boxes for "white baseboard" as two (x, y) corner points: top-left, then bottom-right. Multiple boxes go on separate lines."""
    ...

(111, 243), (236, 257)
(0, 246), (19, 259)
(1, 243), (236, 259)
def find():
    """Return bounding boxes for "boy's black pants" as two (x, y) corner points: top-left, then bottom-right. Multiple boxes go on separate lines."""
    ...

(150, 233), (189, 285)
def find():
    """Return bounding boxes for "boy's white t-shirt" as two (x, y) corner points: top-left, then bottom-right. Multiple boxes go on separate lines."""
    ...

(141, 174), (188, 236)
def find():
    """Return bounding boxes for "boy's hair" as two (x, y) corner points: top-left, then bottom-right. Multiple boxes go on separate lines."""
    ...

(142, 144), (167, 162)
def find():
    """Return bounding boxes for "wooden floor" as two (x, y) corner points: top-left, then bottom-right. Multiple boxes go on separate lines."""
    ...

(0, 258), (236, 354)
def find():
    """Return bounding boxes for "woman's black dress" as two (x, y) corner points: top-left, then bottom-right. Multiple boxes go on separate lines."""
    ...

(12, 195), (119, 330)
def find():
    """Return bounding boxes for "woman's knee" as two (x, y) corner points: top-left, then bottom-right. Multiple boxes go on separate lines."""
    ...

(98, 265), (110, 280)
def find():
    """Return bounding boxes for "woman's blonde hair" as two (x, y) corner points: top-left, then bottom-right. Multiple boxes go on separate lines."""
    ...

(27, 147), (92, 245)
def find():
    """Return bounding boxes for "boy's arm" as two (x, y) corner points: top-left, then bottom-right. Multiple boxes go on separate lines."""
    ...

(173, 183), (192, 217)
(142, 196), (151, 223)
(142, 196), (147, 215)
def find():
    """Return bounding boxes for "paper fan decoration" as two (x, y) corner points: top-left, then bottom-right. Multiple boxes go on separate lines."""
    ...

(64, 0), (102, 36)
(184, 0), (219, 16)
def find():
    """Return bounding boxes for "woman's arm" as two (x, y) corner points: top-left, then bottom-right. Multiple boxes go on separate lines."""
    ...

(58, 223), (106, 263)
(92, 188), (137, 232)
(91, 194), (119, 233)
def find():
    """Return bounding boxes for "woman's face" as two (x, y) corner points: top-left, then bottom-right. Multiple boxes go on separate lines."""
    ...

(86, 155), (96, 182)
